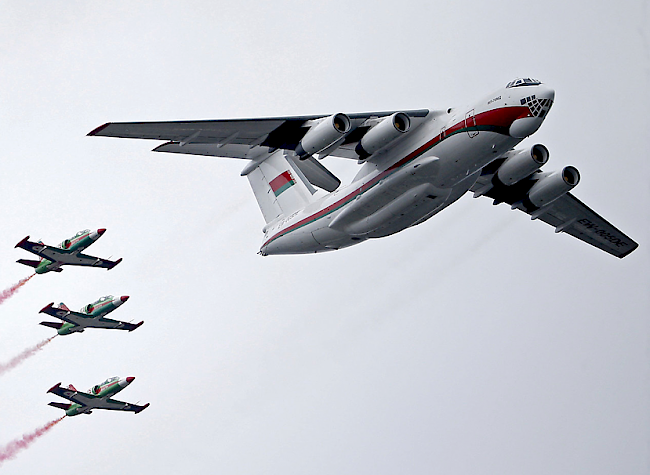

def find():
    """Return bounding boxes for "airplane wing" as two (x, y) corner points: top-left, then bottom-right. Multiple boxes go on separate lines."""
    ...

(15, 237), (121, 269)
(101, 398), (150, 413)
(88, 110), (431, 159)
(39, 303), (143, 331)
(470, 166), (638, 258)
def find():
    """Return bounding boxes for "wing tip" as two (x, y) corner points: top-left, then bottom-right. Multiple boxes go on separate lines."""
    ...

(618, 242), (639, 259)
(87, 123), (111, 136)
(15, 236), (29, 248)
(39, 302), (55, 314)
(129, 321), (145, 332)
(135, 403), (150, 414)
(47, 382), (62, 394)
(108, 258), (123, 270)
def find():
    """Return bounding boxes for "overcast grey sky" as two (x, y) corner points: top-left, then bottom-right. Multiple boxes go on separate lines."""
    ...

(0, 1), (648, 474)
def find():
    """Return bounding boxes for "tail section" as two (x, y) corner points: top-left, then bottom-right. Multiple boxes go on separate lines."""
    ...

(17, 259), (40, 269)
(40, 321), (64, 330)
(58, 303), (70, 312)
(246, 150), (318, 223)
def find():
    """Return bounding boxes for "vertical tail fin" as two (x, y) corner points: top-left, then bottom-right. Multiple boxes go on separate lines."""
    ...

(246, 150), (317, 223)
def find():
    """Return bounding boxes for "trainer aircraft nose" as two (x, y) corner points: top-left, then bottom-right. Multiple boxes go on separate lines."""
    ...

(89, 228), (106, 240)
(120, 376), (135, 388)
(506, 78), (555, 138)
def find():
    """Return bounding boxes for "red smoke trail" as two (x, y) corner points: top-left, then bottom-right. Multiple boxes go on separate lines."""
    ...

(0, 417), (65, 466)
(0, 336), (57, 377)
(0, 274), (35, 305)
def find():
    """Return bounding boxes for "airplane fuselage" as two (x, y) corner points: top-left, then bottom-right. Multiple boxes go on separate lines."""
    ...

(260, 83), (555, 255)
(35, 229), (104, 274)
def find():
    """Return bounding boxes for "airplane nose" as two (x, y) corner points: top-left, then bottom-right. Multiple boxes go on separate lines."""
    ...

(120, 296), (129, 303)
(536, 84), (555, 102)
(510, 84), (556, 138)
(119, 376), (135, 388)
(97, 228), (106, 236)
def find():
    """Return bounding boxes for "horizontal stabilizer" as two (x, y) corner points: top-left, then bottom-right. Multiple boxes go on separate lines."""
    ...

(108, 258), (122, 270)
(40, 321), (64, 330)
(128, 321), (145, 332)
(48, 402), (72, 411)
(17, 259), (40, 268)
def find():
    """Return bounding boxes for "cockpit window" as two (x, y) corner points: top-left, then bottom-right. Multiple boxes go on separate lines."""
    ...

(75, 229), (90, 237)
(506, 78), (542, 88)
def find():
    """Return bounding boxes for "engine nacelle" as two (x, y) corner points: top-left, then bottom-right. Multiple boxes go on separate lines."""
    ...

(527, 166), (580, 208)
(295, 113), (351, 159)
(355, 112), (411, 159)
(496, 144), (549, 186)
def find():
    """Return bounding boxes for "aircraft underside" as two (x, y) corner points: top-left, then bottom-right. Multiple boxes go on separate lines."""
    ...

(262, 131), (518, 255)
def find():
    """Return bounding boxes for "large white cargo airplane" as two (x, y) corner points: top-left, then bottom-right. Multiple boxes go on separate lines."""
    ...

(90, 78), (637, 258)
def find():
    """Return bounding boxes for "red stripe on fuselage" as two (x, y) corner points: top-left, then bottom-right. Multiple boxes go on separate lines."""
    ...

(262, 106), (529, 248)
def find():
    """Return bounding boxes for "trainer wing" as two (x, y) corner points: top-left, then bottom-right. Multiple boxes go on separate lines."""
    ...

(48, 383), (149, 413)
(99, 398), (150, 413)
(15, 237), (121, 269)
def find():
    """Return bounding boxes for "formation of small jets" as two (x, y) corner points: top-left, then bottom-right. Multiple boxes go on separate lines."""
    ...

(14, 228), (149, 416)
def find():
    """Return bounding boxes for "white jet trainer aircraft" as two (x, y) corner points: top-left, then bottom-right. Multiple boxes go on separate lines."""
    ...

(90, 78), (637, 258)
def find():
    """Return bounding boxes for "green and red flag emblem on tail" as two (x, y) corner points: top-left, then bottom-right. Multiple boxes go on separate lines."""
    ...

(269, 171), (296, 197)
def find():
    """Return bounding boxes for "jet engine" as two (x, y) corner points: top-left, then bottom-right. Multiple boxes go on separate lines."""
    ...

(356, 112), (411, 159)
(496, 144), (549, 186)
(295, 113), (351, 160)
(527, 166), (580, 207)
